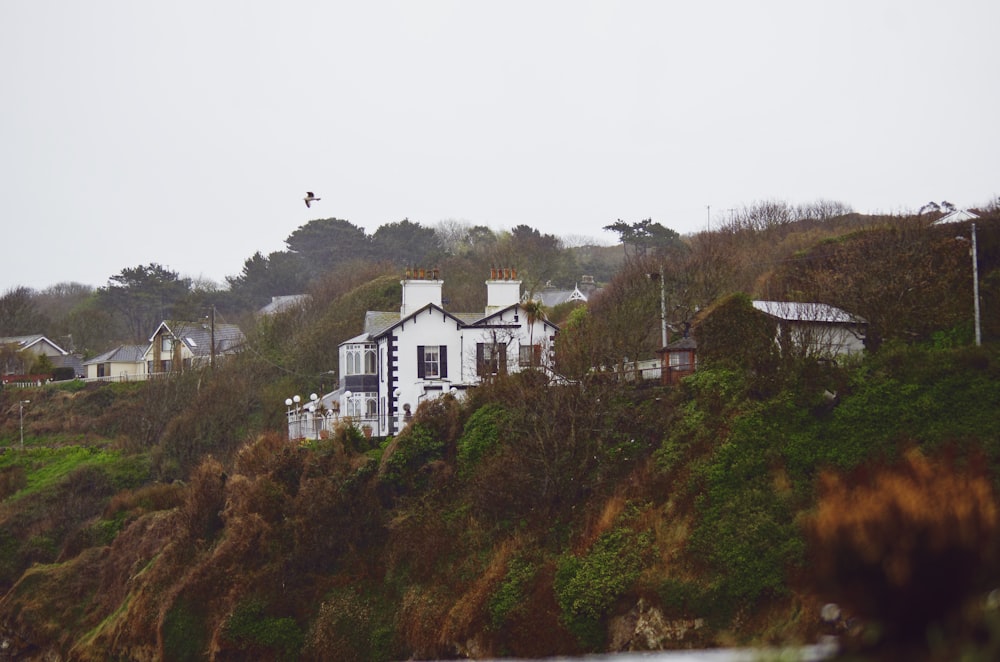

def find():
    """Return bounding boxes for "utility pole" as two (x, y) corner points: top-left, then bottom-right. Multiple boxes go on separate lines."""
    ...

(659, 265), (667, 348)
(209, 305), (216, 369)
(972, 223), (981, 346)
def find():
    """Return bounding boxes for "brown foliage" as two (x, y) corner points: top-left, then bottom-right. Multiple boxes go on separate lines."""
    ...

(769, 217), (970, 350)
(806, 449), (1000, 645)
(180, 456), (228, 542)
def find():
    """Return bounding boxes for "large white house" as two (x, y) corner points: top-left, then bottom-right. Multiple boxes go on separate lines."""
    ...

(289, 268), (559, 440)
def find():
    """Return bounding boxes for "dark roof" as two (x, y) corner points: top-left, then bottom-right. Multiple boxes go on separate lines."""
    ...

(151, 321), (245, 357)
(0, 334), (69, 355)
(84, 344), (148, 365)
(50, 354), (85, 377)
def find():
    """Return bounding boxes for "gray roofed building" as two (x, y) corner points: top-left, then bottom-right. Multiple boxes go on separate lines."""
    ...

(257, 294), (311, 316)
(528, 275), (601, 308)
(751, 300), (866, 325)
(0, 334), (68, 356)
(84, 344), (148, 365)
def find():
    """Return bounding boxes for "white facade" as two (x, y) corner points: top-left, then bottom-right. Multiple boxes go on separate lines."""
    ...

(752, 301), (867, 356)
(312, 270), (559, 440)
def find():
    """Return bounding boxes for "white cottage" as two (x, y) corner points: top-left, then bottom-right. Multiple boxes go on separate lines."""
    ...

(313, 268), (558, 439)
(751, 300), (867, 356)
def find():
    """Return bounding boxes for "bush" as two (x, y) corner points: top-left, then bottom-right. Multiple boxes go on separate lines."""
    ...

(488, 556), (538, 629)
(379, 423), (446, 493)
(456, 403), (510, 475)
(224, 598), (304, 661)
(554, 528), (651, 650)
(806, 450), (1000, 648)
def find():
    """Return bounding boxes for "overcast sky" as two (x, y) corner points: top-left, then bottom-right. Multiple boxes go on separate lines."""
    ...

(3, 1), (997, 291)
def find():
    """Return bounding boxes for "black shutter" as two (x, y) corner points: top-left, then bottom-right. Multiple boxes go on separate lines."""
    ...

(439, 345), (448, 378)
(417, 346), (426, 378)
(476, 343), (484, 376)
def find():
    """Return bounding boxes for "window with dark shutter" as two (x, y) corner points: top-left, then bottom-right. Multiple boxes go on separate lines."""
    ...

(439, 345), (448, 378)
(419, 345), (441, 379)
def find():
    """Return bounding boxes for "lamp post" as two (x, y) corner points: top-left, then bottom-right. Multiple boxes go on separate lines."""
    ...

(19, 400), (30, 450)
(285, 395), (303, 440)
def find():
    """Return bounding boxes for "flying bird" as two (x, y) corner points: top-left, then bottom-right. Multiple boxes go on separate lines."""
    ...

(304, 191), (321, 208)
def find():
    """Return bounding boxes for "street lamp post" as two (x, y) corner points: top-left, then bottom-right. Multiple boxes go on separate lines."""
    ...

(19, 400), (30, 450)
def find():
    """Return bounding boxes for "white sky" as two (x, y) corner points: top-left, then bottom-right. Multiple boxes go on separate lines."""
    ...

(2, 1), (998, 291)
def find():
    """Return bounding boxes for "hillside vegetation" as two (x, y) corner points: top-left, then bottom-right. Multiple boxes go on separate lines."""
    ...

(0, 206), (999, 661)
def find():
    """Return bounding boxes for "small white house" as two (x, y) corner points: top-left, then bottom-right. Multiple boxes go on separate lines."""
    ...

(752, 300), (867, 356)
(288, 268), (559, 440)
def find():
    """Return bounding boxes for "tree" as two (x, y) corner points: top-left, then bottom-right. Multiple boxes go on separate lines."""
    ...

(520, 299), (546, 368)
(372, 219), (442, 266)
(582, 257), (662, 378)
(602, 219), (684, 263)
(0, 287), (49, 336)
(285, 218), (372, 278)
(226, 251), (309, 309)
(769, 217), (968, 351)
(491, 224), (573, 296)
(98, 264), (193, 343)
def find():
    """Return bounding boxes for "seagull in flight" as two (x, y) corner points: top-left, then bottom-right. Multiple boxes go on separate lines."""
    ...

(304, 191), (321, 208)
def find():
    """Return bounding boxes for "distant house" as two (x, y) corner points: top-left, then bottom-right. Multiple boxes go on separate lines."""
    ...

(655, 300), (865, 384)
(0, 334), (69, 376)
(83, 344), (148, 381)
(932, 208), (980, 225)
(142, 320), (245, 374)
(287, 267), (560, 440)
(751, 300), (867, 356)
(530, 276), (601, 308)
(257, 294), (311, 316)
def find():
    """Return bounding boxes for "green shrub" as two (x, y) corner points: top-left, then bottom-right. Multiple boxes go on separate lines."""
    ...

(224, 598), (304, 661)
(554, 528), (651, 650)
(456, 404), (510, 475)
(380, 423), (445, 491)
(689, 401), (805, 614)
(488, 556), (537, 629)
(162, 597), (209, 662)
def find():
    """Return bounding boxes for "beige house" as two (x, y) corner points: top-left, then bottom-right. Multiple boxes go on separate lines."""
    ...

(83, 344), (148, 381)
(142, 320), (245, 374)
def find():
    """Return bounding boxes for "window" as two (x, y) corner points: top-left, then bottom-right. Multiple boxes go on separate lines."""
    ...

(161, 336), (173, 353)
(345, 343), (377, 375)
(417, 345), (448, 379)
(477, 342), (507, 376)
(343, 392), (377, 419)
(518, 344), (542, 368)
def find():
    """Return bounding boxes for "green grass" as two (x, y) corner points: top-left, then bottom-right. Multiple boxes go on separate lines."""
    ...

(0, 446), (145, 502)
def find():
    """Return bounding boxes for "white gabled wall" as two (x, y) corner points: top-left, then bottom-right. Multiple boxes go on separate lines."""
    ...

(384, 306), (465, 436)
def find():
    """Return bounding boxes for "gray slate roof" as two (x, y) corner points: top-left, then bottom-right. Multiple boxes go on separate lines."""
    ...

(84, 344), (148, 365)
(0, 335), (68, 355)
(752, 301), (866, 325)
(257, 294), (311, 316)
(153, 322), (246, 357)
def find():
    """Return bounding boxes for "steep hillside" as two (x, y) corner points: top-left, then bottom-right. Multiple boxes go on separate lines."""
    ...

(1, 342), (999, 660)
(1, 211), (999, 660)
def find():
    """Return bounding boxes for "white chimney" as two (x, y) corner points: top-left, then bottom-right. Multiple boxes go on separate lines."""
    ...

(485, 267), (521, 315)
(401, 267), (443, 317)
